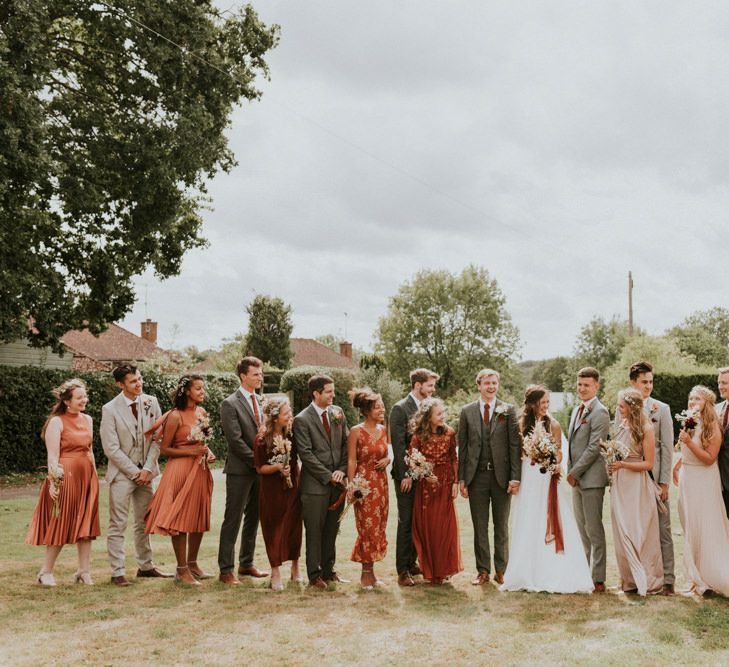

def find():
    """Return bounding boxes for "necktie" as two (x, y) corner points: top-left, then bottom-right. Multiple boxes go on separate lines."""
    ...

(723, 404), (728, 431)
(251, 394), (261, 426)
(483, 403), (490, 426)
(574, 404), (585, 429)
(322, 410), (331, 438)
(130, 402), (138, 421)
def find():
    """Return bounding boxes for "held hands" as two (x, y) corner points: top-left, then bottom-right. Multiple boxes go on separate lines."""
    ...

(331, 470), (346, 485)
(400, 477), (412, 493)
(374, 457), (390, 471)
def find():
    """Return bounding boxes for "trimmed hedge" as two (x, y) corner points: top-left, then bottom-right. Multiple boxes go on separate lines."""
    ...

(652, 373), (720, 424)
(0, 366), (239, 474)
(280, 365), (359, 426)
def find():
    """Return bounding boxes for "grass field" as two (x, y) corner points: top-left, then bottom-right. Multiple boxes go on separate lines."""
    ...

(2, 472), (729, 666)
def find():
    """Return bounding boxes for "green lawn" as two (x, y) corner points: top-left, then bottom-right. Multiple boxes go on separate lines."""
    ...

(1, 475), (728, 666)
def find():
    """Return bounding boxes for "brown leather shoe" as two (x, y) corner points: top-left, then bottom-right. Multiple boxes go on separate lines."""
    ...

(309, 577), (327, 590)
(111, 575), (132, 586)
(493, 571), (504, 585)
(323, 572), (350, 584)
(471, 572), (490, 586)
(593, 582), (606, 593)
(398, 572), (416, 587)
(662, 583), (675, 596)
(238, 565), (269, 578)
(409, 564), (422, 576)
(219, 572), (240, 585)
(137, 567), (174, 578)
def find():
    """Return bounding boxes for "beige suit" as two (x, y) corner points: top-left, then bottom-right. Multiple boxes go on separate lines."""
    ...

(100, 392), (161, 577)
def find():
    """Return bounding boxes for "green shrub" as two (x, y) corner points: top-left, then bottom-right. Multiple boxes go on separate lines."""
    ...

(0, 366), (239, 474)
(280, 365), (358, 426)
(653, 373), (719, 425)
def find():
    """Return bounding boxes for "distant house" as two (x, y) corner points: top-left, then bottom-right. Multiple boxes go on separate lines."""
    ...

(290, 338), (358, 370)
(0, 320), (163, 372)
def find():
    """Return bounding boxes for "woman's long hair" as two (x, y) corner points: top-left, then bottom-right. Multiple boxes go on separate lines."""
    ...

(409, 398), (447, 440)
(41, 378), (86, 438)
(258, 397), (291, 452)
(690, 385), (720, 450)
(170, 374), (204, 410)
(617, 388), (647, 450)
(519, 385), (551, 437)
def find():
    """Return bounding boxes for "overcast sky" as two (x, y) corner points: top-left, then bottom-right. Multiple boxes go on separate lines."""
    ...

(121, 1), (729, 360)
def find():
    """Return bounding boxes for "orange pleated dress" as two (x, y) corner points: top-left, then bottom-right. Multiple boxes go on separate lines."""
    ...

(26, 412), (100, 546)
(145, 407), (213, 536)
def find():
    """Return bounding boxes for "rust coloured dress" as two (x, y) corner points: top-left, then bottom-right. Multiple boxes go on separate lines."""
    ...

(26, 412), (100, 546)
(145, 407), (213, 536)
(254, 434), (303, 567)
(409, 427), (463, 581)
(350, 425), (389, 563)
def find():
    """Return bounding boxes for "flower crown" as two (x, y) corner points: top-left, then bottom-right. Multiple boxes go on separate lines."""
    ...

(52, 378), (85, 398)
(175, 377), (192, 398)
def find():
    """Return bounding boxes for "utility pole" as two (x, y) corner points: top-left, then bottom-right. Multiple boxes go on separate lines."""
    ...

(344, 312), (348, 340)
(628, 271), (634, 336)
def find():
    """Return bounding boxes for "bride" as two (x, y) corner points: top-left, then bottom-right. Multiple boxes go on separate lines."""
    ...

(501, 385), (593, 593)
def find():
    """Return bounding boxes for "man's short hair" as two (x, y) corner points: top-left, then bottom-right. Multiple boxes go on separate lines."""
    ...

(308, 374), (334, 396)
(476, 368), (500, 384)
(629, 361), (654, 382)
(236, 356), (262, 377)
(409, 368), (439, 388)
(719, 367), (729, 375)
(113, 364), (138, 383)
(577, 367), (600, 382)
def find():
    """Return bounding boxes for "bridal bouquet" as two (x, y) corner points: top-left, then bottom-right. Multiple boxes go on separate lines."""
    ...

(188, 410), (213, 467)
(522, 422), (560, 475)
(268, 434), (293, 488)
(674, 408), (700, 451)
(338, 474), (371, 523)
(47, 462), (65, 518)
(599, 436), (630, 484)
(405, 449), (437, 483)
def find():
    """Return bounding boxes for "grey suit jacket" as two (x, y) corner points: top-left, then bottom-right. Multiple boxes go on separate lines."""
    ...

(614, 396), (673, 485)
(568, 398), (610, 489)
(389, 395), (418, 481)
(457, 399), (521, 489)
(220, 389), (261, 476)
(293, 403), (349, 496)
(100, 392), (161, 483)
(716, 401), (729, 490)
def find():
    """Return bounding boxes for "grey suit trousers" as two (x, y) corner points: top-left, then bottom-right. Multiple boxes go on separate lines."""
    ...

(107, 475), (154, 577)
(468, 469), (511, 574)
(572, 485), (606, 583)
(217, 472), (260, 573)
(302, 485), (344, 581)
(658, 499), (675, 584)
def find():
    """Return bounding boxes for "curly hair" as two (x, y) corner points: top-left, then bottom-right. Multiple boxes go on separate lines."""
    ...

(348, 387), (381, 418)
(519, 385), (551, 438)
(409, 398), (447, 440)
(258, 397), (291, 452)
(41, 378), (87, 438)
(170, 375), (204, 410)
(689, 385), (720, 450)
(617, 388), (647, 451)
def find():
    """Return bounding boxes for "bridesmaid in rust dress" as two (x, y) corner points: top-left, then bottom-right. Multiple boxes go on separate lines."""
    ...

(403, 398), (462, 585)
(347, 388), (390, 589)
(27, 379), (100, 586)
(145, 375), (215, 586)
(254, 398), (303, 591)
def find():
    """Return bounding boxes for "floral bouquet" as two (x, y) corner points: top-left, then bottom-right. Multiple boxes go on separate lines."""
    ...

(599, 436), (630, 484)
(522, 422), (560, 475)
(268, 434), (293, 488)
(47, 462), (64, 518)
(337, 474), (371, 523)
(674, 408), (700, 451)
(405, 449), (437, 483)
(188, 410), (213, 467)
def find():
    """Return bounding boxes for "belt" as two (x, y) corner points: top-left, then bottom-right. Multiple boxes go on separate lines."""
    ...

(478, 461), (494, 471)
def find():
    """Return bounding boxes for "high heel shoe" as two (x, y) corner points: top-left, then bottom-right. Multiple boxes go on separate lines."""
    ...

(187, 561), (212, 580)
(37, 571), (56, 587)
(175, 566), (201, 586)
(74, 571), (94, 585)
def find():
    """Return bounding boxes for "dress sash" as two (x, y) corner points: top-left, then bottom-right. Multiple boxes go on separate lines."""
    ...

(545, 474), (564, 554)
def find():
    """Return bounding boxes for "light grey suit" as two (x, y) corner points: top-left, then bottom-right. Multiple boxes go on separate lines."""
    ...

(293, 403), (348, 581)
(100, 392), (161, 577)
(568, 397), (610, 583)
(458, 399), (521, 575)
(217, 388), (262, 574)
(615, 396), (675, 583)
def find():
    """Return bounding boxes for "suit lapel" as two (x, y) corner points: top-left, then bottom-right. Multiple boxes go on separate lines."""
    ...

(489, 399), (499, 434)
(568, 405), (580, 440)
(116, 393), (138, 439)
(309, 404), (331, 443)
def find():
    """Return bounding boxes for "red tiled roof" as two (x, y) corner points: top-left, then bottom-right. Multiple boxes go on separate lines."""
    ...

(60, 324), (162, 365)
(291, 338), (358, 370)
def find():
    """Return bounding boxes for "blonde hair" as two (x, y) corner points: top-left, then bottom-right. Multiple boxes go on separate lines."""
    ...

(258, 398), (291, 452)
(618, 388), (646, 451)
(41, 378), (87, 438)
(476, 368), (500, 383)
(689, 385), (719, 450)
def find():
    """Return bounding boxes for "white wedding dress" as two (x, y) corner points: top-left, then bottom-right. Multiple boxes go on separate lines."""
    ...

(500, 437), (593, 593)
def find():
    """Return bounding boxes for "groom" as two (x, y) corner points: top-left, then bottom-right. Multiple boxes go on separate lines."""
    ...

(567, 367), (610, 592)
(458, 368), (521, 585)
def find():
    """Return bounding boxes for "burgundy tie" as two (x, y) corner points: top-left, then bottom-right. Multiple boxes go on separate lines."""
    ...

(130, 402), (138, 421)
(322, 410), (331, 438)
(251, 394), (261, 426)
(575, 404), (585, 426)
(483, 403), (490, 425)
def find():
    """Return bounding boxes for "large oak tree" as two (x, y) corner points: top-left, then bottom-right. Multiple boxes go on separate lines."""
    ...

(1, 1), (279, 349)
